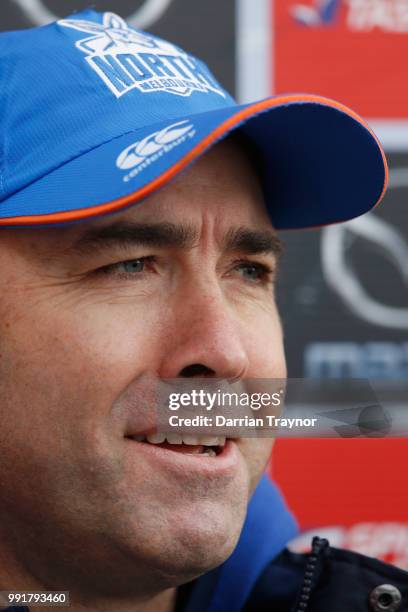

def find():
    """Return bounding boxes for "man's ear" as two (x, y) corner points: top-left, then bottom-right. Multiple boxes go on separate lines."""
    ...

(104, 12), (129, 31)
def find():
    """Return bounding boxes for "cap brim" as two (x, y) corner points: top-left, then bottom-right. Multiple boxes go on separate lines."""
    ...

(0, 94), (388, 229)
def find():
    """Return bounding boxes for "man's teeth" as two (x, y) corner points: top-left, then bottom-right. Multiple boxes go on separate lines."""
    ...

(130, 433), (226, 447)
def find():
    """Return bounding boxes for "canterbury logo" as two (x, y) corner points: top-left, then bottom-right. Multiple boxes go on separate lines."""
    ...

(116, 120), (196, 181)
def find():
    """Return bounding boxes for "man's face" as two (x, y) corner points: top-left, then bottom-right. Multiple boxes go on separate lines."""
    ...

(0, 138), (286, 596)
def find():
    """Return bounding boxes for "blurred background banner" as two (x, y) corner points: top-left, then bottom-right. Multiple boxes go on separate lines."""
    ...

(237, 0), (408, 149)
(2, 0), (407, 566)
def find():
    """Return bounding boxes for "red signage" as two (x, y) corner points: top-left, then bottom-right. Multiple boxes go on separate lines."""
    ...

(272, 438), (408, 568)
(273, 0), (408, 119)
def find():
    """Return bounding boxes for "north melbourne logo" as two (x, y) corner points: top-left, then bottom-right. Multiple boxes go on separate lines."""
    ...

(59, 12), (226, 98)
(116, 120), (196, 182)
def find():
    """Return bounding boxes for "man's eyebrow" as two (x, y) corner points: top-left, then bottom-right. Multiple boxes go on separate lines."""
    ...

(225, 227), (283, 258)
(67, 222), (199, 256)
(66, 221), (283, 259)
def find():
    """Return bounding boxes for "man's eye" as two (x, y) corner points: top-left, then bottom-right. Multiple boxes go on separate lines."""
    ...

(118, 259), (145, 274)
(97, 257), (153, 279)
(235, 261), (273, 283)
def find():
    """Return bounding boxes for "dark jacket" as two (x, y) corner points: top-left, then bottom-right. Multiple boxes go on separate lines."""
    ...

(244, 536), (408, 611)
(175, 537), (408, 611)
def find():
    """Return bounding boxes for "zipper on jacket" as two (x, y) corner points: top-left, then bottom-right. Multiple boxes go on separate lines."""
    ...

(294, 536), (329, 612)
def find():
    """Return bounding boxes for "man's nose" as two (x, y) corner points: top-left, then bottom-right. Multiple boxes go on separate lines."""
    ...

(158, 283), (250, 380)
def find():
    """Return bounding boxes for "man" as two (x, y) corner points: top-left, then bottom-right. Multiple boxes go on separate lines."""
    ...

(0, 9), (406, 612)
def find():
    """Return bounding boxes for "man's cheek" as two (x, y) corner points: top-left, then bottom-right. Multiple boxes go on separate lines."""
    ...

(0, 335), (120, 509)
(237, 439), (274, 495)
(0, 319), (106, 443)
(0, 300), (162, 470)
(245, 340), (286, 379)
(53, 299), (163, 370)
(12, 299), (148, 382)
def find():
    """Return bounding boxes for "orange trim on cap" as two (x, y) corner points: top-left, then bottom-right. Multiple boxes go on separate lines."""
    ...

(0, 94), (389, 227)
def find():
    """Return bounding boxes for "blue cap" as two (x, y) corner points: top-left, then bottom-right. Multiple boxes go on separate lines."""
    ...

(0, 10), (388, 229)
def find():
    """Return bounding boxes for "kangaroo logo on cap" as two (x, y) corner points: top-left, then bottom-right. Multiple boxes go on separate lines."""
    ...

(59, 12), (225, 99)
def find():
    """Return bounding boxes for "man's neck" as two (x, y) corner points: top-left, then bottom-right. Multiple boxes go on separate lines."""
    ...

(0, 547), (178, 612)
(0, 533), (182, 612)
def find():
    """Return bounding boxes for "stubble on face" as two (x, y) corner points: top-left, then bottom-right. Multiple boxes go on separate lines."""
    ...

(0, 136), (286, 603)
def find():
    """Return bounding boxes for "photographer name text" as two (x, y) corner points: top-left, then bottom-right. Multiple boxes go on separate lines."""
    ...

(167, 415), (318, 428)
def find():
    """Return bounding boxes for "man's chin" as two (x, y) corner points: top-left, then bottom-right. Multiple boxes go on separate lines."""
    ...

(125, 498), (248, 584)
(148, 528), (243, 586)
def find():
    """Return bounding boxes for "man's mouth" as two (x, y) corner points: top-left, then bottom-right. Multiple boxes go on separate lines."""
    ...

(126, 433), (227, 457)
